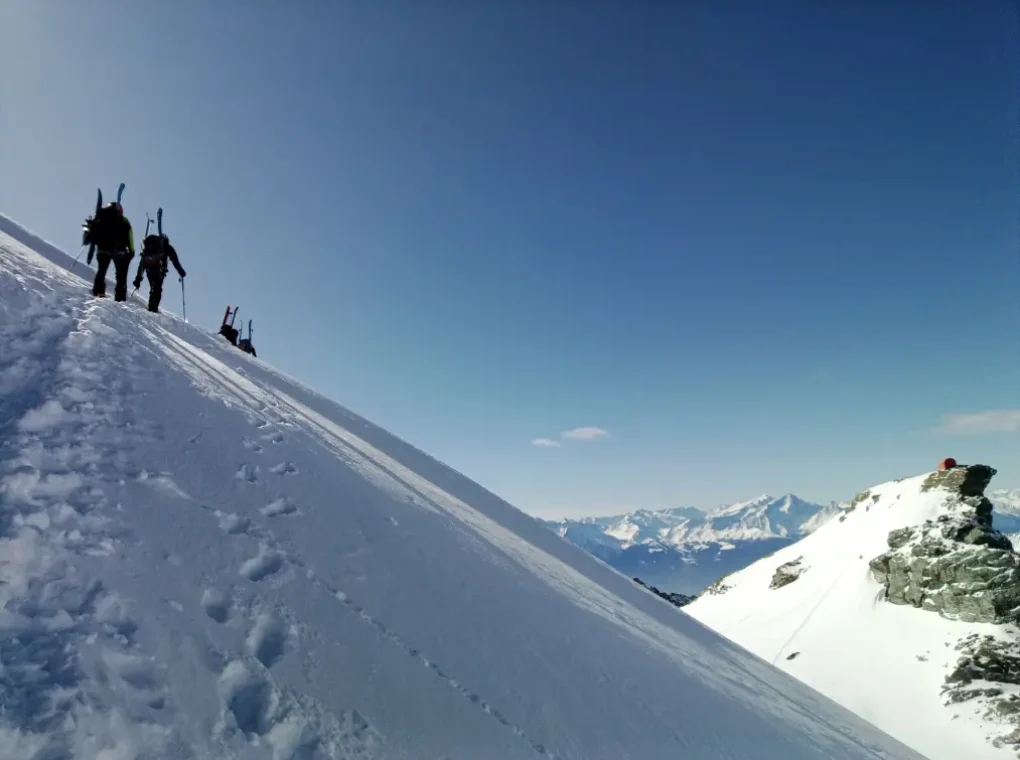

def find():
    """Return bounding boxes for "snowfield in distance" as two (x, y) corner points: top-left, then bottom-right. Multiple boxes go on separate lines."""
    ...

(0, 214), (924, 759)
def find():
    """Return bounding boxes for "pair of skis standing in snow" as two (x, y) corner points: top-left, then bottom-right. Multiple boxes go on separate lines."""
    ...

(81, 184), (186, 313)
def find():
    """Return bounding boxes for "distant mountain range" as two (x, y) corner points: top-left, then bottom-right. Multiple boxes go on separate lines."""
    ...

(542, 494), (843, 595)
(545, 488), (1020, 596)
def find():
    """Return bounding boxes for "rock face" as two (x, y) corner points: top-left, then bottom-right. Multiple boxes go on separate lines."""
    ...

(869, 465), (1020, 625)
(942, 633), (1020, 751)
(769, 557), (805, 589)
(633, 577), (695, 608)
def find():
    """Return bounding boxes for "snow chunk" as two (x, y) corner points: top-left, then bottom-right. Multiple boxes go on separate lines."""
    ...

(240, 548), (285, 582)
(261, 498), (298, 517)
(18, 399), (68, 432)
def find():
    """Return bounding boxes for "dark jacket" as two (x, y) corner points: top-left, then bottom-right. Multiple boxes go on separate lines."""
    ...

(90, 204), (135, 255)
(135, 234), (186, 282)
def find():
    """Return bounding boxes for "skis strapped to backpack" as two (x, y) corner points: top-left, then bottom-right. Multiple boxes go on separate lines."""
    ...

(82, 188), (103, 246)
(82, 182), (125, 246)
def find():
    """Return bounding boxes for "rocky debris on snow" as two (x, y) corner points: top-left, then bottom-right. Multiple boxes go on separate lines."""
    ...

(701, 574), (734, 596)
(942, 633), (1020, 752)
(869, 464), (1020, 624)
(840, 489), (879, 522)
(770, 557), (806, 590)
(633, 577), (695, 608)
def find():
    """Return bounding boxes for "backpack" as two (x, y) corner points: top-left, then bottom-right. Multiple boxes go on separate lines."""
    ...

(141, 234), (165, 270)
(83, 205), (127, 251)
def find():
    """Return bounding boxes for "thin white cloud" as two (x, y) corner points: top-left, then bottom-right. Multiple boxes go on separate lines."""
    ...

(938, 410), (1020, 435)
(531, 438), (562, 448)
(561, 426), (610, 441)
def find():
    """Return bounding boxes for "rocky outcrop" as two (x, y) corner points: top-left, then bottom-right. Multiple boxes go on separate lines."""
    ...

(869, 465), (1020, 625)
(633, 577), (695, 608)
(840, 489), (878, 522)
(702, 574), (733, 596)
(942, 633), (1020, 751)
(770, 557), (805, 589)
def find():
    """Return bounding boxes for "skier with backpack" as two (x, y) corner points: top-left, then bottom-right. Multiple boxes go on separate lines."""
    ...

(132, 226), (186, 313)
(84, 199), (135, 300)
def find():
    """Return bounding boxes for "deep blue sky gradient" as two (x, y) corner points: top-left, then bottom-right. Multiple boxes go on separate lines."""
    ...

(2, 1), (1018, 516)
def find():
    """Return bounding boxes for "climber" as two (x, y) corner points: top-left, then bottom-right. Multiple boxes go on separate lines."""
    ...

(86, 201), (135, 300)
(133, 233), (186, 313)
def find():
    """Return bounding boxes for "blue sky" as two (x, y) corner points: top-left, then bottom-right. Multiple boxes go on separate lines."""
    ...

(2, 2), (1018, 518)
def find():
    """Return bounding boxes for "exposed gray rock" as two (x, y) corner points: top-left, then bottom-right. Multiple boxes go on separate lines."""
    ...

(839, 489), (873, 522)
(942, 633), (1020, 751)
(702, 574), (734, 596)
(869, 464), (1020, 625)
(632, 577), (695, 608)
(770, 557), (805, 590)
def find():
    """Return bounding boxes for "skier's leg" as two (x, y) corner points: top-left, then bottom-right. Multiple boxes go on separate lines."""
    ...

(113, 255), (131, 301)
(146, 267), (164, 312)
(93, 253), (111, 296)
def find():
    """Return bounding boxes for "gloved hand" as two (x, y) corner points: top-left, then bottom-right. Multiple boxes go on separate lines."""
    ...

(179, 270), (186, 278)
(132, 278), (142, 289)
(86, 250), (94, 266)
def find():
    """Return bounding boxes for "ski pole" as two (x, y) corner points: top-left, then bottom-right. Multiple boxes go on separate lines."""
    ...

(180, 277), (187, 322)
(68, 245), (88, 274)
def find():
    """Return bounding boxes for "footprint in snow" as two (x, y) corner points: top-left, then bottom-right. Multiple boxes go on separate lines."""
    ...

(240, 547), (285, 582)
(261, 498), (298, 518)
(235, 464), (259, 483)
(201, 588), (231, 623)
(243, 438), (264, 454)
(261, 431), (285, 444)
(269, 462), (298, 476)
(217, 658), (382, 755)
(101, 650), (166, 709)
(218, 512), (251, 535)
(246, 611), (288, 668)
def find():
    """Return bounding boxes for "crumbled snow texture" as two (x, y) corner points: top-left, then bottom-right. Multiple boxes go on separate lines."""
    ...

(688, 465), (1020, 760)
(0, 215), (925, 760)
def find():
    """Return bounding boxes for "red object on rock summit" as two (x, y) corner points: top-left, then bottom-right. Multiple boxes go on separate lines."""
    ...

(938, 457), (958, 471)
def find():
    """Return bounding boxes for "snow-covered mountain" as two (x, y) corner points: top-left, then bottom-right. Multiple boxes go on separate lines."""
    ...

(989, 489), (1020, 547)
(687, 463), (1020, 760)
(545, 494), (842, 595)
(0, 215), (924, 759)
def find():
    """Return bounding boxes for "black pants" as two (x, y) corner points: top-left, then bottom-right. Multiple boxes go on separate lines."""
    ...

(93, 252), (133, 301)
(144, 265), (166, 312)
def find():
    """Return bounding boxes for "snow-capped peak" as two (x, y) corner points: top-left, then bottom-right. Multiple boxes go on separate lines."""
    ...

(687, 464), (1020, 760)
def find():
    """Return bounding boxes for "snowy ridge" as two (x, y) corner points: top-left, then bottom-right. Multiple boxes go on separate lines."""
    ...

(0, 217), (924, 759)
(687, 468), (1020, 760)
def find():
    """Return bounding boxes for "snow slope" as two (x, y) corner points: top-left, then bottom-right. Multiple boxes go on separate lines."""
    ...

(687, 471), (1020, 760)
(545, 495), (842, 595)
(0, 214), (925, 760)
